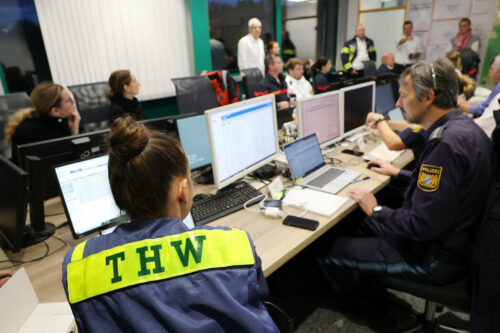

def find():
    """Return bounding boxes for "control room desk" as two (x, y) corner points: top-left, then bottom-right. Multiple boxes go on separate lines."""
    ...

(0, 139), (413, 303)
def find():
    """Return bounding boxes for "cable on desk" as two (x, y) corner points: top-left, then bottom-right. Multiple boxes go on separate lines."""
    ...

(45, 210), (65, 217)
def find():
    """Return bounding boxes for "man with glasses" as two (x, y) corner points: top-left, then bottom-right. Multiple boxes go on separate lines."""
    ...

(318, 58), (492, 293)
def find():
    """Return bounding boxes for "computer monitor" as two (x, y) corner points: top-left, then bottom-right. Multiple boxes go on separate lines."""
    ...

(0, 155), (28, 253)
(297, 90), (342, 147)
(341, 81), (375, 137)
(375, 82), (395, 114)
(205, 94), (279, 189)
(176, 114), (212, 170)
(16, 129), (109, 241)
(54, 155), (129, 239)
(141, 113), (195, 135)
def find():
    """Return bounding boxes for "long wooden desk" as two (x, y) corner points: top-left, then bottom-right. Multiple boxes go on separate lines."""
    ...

(0, 136), (413, 303)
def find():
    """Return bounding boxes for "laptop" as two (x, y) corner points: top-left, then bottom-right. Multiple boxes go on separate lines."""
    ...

(54, 154), (194, 239)
(283, 134), (360, 194)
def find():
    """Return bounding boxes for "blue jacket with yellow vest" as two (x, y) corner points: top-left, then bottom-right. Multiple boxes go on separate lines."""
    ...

(62, 217), (279, 333)
(340, 36), (376, 73)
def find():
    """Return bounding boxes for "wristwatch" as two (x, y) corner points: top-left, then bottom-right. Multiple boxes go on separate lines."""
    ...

(374, 118), (387, 128)
(372, 205), (383, 220)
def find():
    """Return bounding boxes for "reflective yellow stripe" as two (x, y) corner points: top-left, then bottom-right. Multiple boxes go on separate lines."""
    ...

(67, 229), (254, 304)
(71, 240), (87, 262)
(410, 124), (422, 133)
(369, 46), (376, 52)
(341, 62), (352, 71)
(341, 46), (350, 54)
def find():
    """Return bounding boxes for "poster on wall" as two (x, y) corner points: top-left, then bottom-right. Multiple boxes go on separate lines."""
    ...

(432, 0), (471, 20)
(408, 3), (432, 30)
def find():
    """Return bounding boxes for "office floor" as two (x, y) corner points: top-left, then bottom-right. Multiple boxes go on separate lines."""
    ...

(266, 236), (470, 333)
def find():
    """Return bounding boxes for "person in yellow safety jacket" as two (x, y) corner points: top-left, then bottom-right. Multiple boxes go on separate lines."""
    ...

(341, 23), (376, 77)
(61, 116), (279, 333)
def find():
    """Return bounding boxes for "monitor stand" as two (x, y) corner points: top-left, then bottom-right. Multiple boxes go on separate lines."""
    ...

(22, 223), (57, 248)
(194, 166), (214, 185)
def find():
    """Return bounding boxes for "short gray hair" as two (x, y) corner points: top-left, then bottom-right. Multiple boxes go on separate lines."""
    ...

(401, 58), (458, 109)
(248, 18), (261, 28)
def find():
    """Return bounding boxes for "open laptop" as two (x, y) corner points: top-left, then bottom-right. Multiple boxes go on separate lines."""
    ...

(283, 134), (360, 194)
(54, 154), (194, 239)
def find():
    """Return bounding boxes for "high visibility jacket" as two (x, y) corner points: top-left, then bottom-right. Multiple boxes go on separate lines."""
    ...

(340, 36), (376, 73)
(62, 217), (279, 333)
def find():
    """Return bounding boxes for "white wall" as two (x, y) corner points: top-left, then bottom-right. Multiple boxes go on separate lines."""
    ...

(34, 0), (194, 100)
(283, 0), (317, 60)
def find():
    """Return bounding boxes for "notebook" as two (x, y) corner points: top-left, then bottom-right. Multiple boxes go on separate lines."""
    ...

(283, 134), (360, 194)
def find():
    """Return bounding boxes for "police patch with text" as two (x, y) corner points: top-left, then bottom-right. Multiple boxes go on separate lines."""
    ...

(417, 164), (442, 192)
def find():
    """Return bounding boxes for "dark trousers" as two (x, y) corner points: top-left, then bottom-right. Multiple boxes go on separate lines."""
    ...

(316, 217), (467, 293)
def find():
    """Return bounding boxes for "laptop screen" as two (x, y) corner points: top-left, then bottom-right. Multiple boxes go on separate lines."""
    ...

(54, 155), (128, 237)
(283, 134), (324, 180)
(388, 107), (405, 121)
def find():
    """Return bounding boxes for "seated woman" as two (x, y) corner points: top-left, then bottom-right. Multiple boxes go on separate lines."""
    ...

(312, 57), (332, 93)
(5, 82), (80, 165)
(107, 70), (143, 122)
(61, 117), (278, 332)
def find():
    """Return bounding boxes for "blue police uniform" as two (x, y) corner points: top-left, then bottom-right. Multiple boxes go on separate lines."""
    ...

(319, 110), (493, 292)
(254, 73), (289, 105)
(397, 124), (425, 159)
(62, 217), (279, 333)
(313, 72), (330, 93)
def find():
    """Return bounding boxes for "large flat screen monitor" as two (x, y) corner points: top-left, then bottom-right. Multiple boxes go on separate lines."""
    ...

(341, 81), (375, 137)
(297, 90), (343, 147)
(54, 154), (128, 238)
(176, 114), (212, 170)
(0, 155), (28, 253)
(206, 94), (279, 189)
(375, 82), (395, 114)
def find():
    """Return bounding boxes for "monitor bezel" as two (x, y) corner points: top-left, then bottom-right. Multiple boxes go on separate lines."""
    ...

(340, 80), (375, 138)
(53, 154), (129, 239)
(297, 90), (343, 148)
(176, 113), (213, 171)
(205, 94), (279, 190)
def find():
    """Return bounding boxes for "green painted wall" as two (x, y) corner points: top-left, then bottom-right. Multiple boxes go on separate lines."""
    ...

(0, 65), (8, 94)
(190, 0), (212, 73)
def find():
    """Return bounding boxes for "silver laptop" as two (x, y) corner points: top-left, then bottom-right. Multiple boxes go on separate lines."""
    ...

(283, 134), (360, 194)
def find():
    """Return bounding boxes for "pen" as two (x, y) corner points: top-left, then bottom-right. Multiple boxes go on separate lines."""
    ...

(350, 176), (370, 184)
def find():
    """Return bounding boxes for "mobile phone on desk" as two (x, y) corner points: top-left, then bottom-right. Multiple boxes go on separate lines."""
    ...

(282, 215), (319, 231)
(341, 149), (363, 157)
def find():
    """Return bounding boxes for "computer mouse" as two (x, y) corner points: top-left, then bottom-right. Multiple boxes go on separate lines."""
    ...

(193, 193), (210, 201)
(367, 163), (381, 169)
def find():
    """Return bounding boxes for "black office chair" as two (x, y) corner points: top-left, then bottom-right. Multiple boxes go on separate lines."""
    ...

(362, 60), (377, 78)
(241, 67), (263, 99)
(68, 82), (111, 132)
(171, 76), (219, 115)
(0, 92), (32, 157)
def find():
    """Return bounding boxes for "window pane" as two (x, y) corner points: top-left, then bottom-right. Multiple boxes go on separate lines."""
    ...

(0, 0), (52, 95)
(208, 0), (275, 72)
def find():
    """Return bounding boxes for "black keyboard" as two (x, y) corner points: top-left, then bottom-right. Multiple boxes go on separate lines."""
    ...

(191, 182), (263, 225)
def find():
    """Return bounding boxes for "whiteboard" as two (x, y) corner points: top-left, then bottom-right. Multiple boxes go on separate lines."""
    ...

(361, 9), (406, 65)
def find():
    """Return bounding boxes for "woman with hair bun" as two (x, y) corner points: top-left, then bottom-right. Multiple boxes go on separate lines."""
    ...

(61, 116), (279, 333)
(107, 70), (143, 122)
(5, 82), (80, 164)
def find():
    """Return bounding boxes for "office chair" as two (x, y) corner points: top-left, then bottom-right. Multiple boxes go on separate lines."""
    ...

(241, 67), (263, 99)
(68, 82), (111, 132)
(362, 60), (377, 78)
(0, 92), (32, 157)
(171, 76), (219, 115)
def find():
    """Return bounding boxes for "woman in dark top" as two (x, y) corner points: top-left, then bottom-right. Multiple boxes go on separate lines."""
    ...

(312, 57), (332, 93)
(107, 70), (143, 122)
(5, 82), (81, 165)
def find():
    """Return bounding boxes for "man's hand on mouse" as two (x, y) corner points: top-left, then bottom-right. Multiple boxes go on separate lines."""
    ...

(367, 158), (400, 177)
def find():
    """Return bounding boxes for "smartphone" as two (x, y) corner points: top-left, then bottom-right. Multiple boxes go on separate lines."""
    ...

(282, 215), (319, 231)
(342, 149), (364, 157)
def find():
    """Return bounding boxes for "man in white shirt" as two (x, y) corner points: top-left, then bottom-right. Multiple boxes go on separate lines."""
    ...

(340, 23), (376, 77)
(285, 58), (314, 100)
(237, 18), (265, 76)
(394, 20), (422, 74)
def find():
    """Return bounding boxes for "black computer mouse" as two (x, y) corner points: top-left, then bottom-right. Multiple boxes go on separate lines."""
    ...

(367, 163), (381, 169)
(193, 193), (210, 201)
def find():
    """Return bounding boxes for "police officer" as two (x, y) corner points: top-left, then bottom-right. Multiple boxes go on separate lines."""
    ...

(318, 58), (493, 292)
(61, 117), (279, 332)
(254, 54), (290, 109)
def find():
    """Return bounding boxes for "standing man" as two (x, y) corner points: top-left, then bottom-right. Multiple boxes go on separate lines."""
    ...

(341, 23), (376, 77)
(237, 18), (265, 76)
(255, 54), (290, 109)
(318, 58), (492, 292)
(394, 20), (422, 74)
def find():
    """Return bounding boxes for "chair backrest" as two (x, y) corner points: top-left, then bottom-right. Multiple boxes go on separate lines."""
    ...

(68, 82), (111, 132)
(171, 76), (219, 115)
(0, 92), (31, 114)
(362, 60), (377, 77)
(241, 67), (263, 99)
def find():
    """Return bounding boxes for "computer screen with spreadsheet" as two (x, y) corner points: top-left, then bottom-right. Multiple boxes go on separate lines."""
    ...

(297, 90), (342, 147)
(206, 94), (279, 189)
(54, 155), (128, 238)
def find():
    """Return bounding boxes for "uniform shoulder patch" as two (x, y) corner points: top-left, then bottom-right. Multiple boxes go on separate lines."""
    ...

(417, 164), (443, 192)
(429, 125), (446, 141)
(409, 124), (422, 133)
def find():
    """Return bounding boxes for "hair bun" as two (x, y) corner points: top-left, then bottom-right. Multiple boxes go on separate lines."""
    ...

(107, 116), (149, 164)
